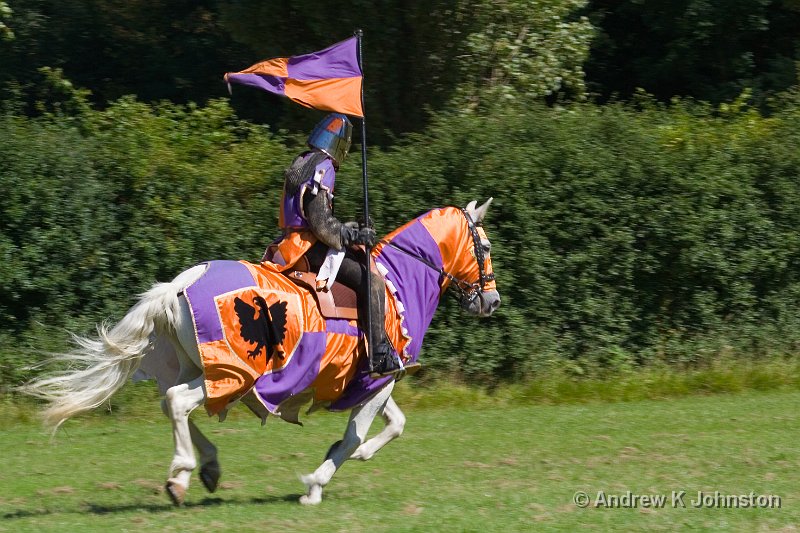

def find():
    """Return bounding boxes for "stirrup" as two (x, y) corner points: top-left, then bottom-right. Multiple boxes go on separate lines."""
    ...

(368, 351), (422, 380)
(369, 362), (423, 381)
(368, 344), (401, 379)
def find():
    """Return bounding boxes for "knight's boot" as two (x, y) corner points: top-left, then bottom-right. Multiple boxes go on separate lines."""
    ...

(368, 336), (422, 379)
(369, 337), (402, 379)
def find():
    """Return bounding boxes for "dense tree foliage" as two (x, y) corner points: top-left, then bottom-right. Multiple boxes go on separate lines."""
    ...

(452, 0), (594, 108)
(0, 2), (12, 40)
(4, 1), (797, 137)
(584, 0), (800, 105)
(0, 1), (251, 113)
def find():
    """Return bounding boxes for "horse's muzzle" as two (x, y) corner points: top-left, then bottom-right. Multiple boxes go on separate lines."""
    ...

(467, 290), (501, 317)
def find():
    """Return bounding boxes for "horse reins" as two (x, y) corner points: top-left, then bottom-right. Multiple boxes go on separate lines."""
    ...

(378, 208), (495, 305)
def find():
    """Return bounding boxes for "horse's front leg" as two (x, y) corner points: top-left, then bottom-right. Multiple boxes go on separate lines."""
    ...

(163, 375), (206, 505)
(300, 381), (395, 505)
(349, 395), (405, 461)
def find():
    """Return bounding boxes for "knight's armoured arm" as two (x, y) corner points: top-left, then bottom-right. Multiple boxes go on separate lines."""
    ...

(303, 191), (375, 250)
(303, 190), (345, 249)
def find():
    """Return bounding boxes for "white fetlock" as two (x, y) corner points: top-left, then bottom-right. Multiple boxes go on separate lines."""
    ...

(300, 484), (323, 505)
(350, 444), (372, 461)
(299, 473), (323, 505)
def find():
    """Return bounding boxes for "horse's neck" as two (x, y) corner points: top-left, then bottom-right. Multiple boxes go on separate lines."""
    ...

(376, 208), (465, 357)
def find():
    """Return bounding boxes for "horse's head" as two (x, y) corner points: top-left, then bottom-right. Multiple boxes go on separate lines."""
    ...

(376, 199), (501, 320)
(448, 199), (501, 317)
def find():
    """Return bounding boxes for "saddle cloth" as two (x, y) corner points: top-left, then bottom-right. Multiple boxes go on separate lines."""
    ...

(181, 260), (403, 422)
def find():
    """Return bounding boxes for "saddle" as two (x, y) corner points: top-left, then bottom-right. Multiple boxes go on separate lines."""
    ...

(286, 267), (359, 320)
(264, 243), (360, 320)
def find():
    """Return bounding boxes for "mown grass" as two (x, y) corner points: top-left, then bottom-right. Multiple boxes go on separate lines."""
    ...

(2, 381), (799, 531)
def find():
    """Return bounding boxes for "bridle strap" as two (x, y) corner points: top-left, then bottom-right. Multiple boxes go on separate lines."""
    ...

(461, 208), (495, 291)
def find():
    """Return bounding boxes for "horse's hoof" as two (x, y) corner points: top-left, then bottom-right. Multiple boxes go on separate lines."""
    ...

(165, 480), (186, 506)
(299, 481), (323, 505)
(199, 460), (221, 493)
(300, 493), (322, 506)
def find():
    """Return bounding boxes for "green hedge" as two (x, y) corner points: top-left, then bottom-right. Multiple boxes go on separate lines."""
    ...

(3, 91), (800, 386)
(0, 97), (293, 385)
(364, 94), (800, 379)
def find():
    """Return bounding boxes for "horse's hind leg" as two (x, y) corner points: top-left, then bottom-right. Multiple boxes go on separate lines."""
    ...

(300, 381), (395, 505)
(164, 375), (206, 505)
(188, 420), (221, 493)
(349, 395), (405, 461)
(170, 296), (220, 493)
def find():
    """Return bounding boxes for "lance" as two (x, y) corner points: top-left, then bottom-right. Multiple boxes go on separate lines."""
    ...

(224, 32), (374, 370)
(354, 29), (376, 373)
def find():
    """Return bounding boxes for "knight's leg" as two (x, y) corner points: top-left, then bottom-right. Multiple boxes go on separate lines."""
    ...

(350, 395), (406, 461)
(337, 255), (400, 377)
(164, 375), (206, 505)
(299, 381), (395, 505)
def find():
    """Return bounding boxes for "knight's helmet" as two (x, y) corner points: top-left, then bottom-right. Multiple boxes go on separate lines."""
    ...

(307, 113), (353, 168)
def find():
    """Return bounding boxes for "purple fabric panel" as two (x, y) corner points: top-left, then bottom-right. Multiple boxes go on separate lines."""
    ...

(316, 158), (336, 191)
(329, 217), (443, 412)
(281, 152), (313, 229)
(325, 319), (360, 336)
(226, 73), (286, 95)
(376, 219), (443, 360)
(328, 354), (393, 411)
(253, 331), (327, 412)
(185, 261), (255, 344)
(281, 187), (307, 229)
(287, 37), (361, 81)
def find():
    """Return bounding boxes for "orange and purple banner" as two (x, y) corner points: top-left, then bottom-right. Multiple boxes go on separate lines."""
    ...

(224, 36), (363, 118)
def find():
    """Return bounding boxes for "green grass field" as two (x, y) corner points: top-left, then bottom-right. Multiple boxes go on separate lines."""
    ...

(2, 389), (798, 532)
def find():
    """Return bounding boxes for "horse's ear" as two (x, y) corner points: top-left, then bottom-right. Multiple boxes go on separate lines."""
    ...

(473, 197), (493, 223)
(465, 200), (477, 214)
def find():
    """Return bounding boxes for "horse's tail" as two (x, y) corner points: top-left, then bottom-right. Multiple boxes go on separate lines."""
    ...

(20, 278), (184, 432)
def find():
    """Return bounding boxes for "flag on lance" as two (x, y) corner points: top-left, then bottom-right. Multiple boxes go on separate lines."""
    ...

(224, 37), (363, 117)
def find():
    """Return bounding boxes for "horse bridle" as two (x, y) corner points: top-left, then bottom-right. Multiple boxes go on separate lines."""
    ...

(379, 208), (495, 306)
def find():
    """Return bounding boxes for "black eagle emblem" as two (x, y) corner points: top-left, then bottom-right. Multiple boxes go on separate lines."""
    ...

(233, 296), (289, 361)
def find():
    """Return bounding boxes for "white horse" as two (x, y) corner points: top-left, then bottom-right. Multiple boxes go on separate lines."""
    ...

(21, 199), (500, 506)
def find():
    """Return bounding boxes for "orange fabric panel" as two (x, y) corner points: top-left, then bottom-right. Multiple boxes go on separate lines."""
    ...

(242, 261), (326, 334)
(419, 208), (497, 292)
(214, 287), (306, 375)
(199, 339), (261, 415)
(238, 57), (289, 77)
(285, 77), (364, 118)
(419, 209), (469, 290)
(198, 261), (329, 415)
(311, 331), (362, 402)
(270, 230), (316, 272)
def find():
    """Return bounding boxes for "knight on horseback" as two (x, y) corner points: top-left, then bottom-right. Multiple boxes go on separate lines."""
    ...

(263, 112), (402, 378)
